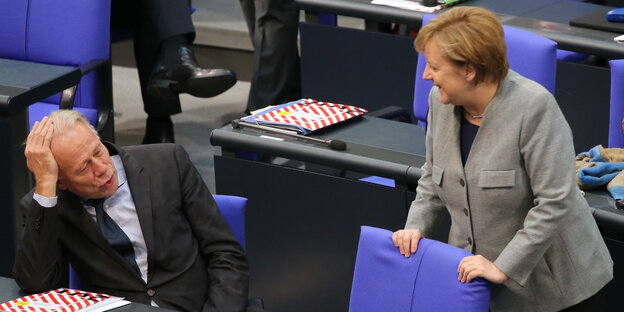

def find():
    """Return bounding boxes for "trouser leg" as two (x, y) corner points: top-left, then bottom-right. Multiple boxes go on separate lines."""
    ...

(243, 0), (301, 111)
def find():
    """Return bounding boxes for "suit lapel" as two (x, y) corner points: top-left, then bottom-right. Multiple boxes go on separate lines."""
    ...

(463, 76), (508, 169)
(113, 144), (156, 278)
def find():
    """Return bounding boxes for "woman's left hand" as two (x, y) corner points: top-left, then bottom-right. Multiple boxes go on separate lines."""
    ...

(457, 255), (508, 284)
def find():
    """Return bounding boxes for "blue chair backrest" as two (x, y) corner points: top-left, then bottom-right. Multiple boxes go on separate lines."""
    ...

(413, 14), (557, 127)
(213, 194), (247, 250)
(0, 1), (111, 128)
(609, 60), (624, 148)
(349, 226), (490, 312)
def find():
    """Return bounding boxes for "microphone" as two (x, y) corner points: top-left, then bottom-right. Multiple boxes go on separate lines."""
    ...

(231, 119), (347, 151)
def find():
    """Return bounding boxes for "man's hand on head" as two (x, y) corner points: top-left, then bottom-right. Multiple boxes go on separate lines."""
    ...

(25, 117), (59, 198)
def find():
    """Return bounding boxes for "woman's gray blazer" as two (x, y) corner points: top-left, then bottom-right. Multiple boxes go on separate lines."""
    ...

(405, 70), (613, 311)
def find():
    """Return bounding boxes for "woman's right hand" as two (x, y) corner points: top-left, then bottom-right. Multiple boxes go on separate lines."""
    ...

(392, 229), (424, 258)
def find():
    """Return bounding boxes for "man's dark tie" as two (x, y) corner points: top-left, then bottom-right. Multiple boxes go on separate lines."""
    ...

(86, 198), (141, 275)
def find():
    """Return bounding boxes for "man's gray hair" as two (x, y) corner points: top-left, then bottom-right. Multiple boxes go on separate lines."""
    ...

(47, 110), (100, 139)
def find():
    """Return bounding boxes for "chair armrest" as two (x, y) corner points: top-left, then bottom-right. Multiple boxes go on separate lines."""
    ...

(59, 58), (110, 110)
(79, 59), (109, 76)
(0, 59), (81, 114)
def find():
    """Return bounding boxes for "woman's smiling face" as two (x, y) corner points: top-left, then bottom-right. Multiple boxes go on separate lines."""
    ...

(422, 40), (473, 106)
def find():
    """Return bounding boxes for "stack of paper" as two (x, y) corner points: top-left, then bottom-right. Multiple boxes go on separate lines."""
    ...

(0, 288), (130, 312)
(243, 98), (367, 135)
(371, 0), (443, 13)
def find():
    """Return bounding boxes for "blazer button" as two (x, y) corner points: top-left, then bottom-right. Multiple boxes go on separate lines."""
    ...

(147, 289), (155, 297)
(459, 178), (465, 187)
(468, 237), (472, 245)
(463, 208), (469, 216)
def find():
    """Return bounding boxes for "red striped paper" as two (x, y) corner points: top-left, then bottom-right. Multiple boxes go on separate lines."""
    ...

(0, 288), (118, 312)
(254, 99), (367, 132)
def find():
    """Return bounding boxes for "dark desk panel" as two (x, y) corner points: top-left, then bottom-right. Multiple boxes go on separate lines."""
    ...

(466, 0), (563, 17)
(300, 22), (418, 116)
(528, 1), (610, 25)
(584, 192), (624, 312)
(295, 0), (624, 58)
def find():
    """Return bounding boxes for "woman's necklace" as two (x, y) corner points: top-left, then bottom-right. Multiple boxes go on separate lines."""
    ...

(464, 109), (484, 119)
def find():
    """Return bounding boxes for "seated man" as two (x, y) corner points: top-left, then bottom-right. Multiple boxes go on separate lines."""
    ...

(14, 110), (249, 311)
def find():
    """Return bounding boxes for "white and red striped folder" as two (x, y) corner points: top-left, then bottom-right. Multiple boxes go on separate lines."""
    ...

(243, 99), (367, 135)
(0, 288), (127, 312)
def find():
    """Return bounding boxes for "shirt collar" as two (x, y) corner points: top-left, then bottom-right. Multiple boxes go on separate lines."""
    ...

(111, 155), (126, 188)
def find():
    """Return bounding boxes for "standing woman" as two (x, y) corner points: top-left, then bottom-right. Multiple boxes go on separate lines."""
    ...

(392, 7), (612, 311)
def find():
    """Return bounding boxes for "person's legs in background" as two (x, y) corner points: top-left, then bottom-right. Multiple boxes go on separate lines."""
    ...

(112, 0), (237, 144)
(240, 0), (301, 113)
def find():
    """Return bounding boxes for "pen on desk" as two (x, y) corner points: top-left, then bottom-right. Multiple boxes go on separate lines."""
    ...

(231, 119), (347, 151)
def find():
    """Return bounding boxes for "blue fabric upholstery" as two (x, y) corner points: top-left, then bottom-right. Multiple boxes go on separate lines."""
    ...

(413, 14), (557, 127)
(358, 176), (395, 188)
(70, 194), (247, 289)
(413, 14), (438, 128)
(0, 0), (111, 129)
(609, 60), (624, 148)
(556, 49), (588, 62)
(349, 226), (490, 312)
(213, 194), (247, 250)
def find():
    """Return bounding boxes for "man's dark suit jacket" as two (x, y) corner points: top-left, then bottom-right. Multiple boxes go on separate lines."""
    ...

(14, 143), (249, 312)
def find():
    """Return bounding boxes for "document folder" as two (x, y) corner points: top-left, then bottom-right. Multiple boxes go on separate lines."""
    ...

(242, 99), (367, 135)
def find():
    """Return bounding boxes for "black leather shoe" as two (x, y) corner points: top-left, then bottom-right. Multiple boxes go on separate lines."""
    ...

(146, 46), (237, 100)
(142, 116), (175, 144)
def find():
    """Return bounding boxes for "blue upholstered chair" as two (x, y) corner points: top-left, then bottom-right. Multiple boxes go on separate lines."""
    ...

(348, 226), (490, 312)
(212, 194), (247, 250)
(70, 194), (247, 289)
(413, 14), (557, 128)
(0, 0), (114, 139)
(556, 50), (588, 63)
(608, 60), (624, 148)
(609, 60), (624, 147)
